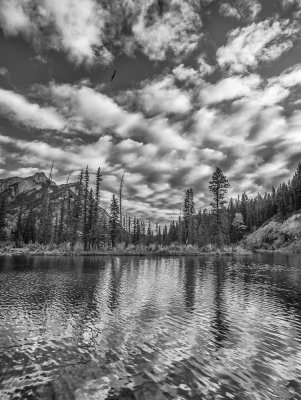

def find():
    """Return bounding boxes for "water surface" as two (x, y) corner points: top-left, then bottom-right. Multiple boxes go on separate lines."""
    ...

(0, 254), (301, 399)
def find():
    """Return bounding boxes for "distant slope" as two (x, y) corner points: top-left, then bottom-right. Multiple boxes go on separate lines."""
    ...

(0, 172), (77, 232)
(0, 171), (109, 236)
(244, 213), (301, 251)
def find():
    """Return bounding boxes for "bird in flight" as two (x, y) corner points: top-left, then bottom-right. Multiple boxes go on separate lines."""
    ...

(111, 69), (117, 81)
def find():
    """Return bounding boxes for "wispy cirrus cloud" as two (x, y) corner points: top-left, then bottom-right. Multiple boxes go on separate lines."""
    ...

(0, 0), (206, 66)
(133, 76), (192, 116)
(200, 74), (261, 105)
(217, 19), (299, 73)
(0, 88), (65, 130)
(131, 0), (202, 61)
(0, 0), (112, 66)
(219, 0), (262, 22)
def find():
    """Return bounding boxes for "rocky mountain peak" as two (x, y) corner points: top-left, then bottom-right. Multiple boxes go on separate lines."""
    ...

(0, 171), (55, 199)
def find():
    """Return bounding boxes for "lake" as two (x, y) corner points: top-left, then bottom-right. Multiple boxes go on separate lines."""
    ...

(0, 254), (301, 399)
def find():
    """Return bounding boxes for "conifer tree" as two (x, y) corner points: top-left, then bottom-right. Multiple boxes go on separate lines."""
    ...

(12, 208), (24, 247)
(71, 170), (84, 250)
(87, 188), (94, 249)
(182, 188), (195, 244)
(93, 167), (102, 247)
(0, 200), (7, 242)
(147, 222), (152, 245)
(209, 167), (230, 224)
(232, 212), (247, 241)
(109, 194), (119, 247)
(23, 208), (36, 244)
(83, 166), (90, 250)
(58, 198), (65, 244)
(157, 225), (162, 245)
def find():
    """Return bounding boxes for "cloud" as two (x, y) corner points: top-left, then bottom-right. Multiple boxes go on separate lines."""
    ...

(172, 64), (198, 83)
(0, 0), (111, 66)
(219, 3), (241, 20)
(0, 88), (65, 130)
(137, 76), (192, 115)
(0, 0), (31, 37)
(219, 0), (262, 22)
(200, 74), (261, 105)
(131, 0), (202, 61)
(0, 67), (9, 77)
(40, 82), (191, 152)
(217, 19), (298, 73)
(0, 0), (204, 66)
(269, 64), (301, 88)
(197, 57), (215, 77)
(172, 60), (214, 85)
(41, 0), (112, 65)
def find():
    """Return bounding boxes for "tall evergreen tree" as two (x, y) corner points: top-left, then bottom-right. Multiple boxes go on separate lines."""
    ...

(83, 166), (90, 250)
(209, 167), (230, 224)
(109, 194), (119, 247)
(147, 222), (152, 245)
(71, 170), (84, 250)
(12, 208), (24, 247)
(232, 212), (247, 241)
(0, 200), (7, 241)
(93, 167), (103, 247)
(182, 188), (195, 244)
(87, 188), (94, 249)
(23, 208), (36, 244)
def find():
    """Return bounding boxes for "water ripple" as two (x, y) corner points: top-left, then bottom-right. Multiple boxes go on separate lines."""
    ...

(0, 255), (301, 399)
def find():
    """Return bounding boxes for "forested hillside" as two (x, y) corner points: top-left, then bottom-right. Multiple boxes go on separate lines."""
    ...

(0, 163), (301, 251)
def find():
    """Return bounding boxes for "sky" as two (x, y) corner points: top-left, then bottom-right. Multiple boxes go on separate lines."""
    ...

(0, 0), (301, 222)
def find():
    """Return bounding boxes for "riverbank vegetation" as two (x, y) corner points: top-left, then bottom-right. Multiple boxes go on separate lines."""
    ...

(0, 243), (251, 256)
(0, 163), (301, 254)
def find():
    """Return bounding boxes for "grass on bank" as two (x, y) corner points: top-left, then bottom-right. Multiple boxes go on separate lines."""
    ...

(0, 242), (251, 256)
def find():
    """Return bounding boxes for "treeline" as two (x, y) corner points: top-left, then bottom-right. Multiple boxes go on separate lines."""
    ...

(0, 163), (301, 249)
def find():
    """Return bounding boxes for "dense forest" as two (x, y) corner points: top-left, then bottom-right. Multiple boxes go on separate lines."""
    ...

(1, 163), (301, 250)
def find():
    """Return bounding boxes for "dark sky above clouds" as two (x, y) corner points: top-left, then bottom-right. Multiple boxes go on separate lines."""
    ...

(0, 0), (301, 222)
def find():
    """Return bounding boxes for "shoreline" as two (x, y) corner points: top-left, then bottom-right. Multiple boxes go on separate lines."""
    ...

(1, 247), (299, 257)
(0, 248), (253, 257)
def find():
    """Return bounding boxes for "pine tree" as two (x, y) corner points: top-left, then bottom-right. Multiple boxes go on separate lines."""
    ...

(12, 209), (24, 247)
(232, 212), (247, 241)
(53, 213), (59, 244)
(157, 225), (162, 245)
(23, 208), (36, 244)
(71, 170), (84, 250)
(0, 200), (7, 242)
(109, 194), (119, 247)
(209, 167), (230, 224)
(178, 215), (183, 244)
(83, 166), (90, 250)
(147, 222), (152, 245)
(182, 188), (195, 244)
(58, 198), (65, 244)
(136, 219), (141, 244)
(119, 172), (125, 243)
(182, 190), (190, 244)
(93, 167), (103, 247)
(198, 214), (208, 248)
(240, 192), (248, 225)
(168, 220), (177, 243)
(87, 188), (94, 250)
(39, 203), (53, 245)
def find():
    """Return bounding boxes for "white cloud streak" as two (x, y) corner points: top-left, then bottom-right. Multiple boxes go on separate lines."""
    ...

(0, 88), (65, 130)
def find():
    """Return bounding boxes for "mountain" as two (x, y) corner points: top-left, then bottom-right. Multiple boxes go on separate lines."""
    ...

(0, 172), (54, 199)
(0, 172), (77, 231)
